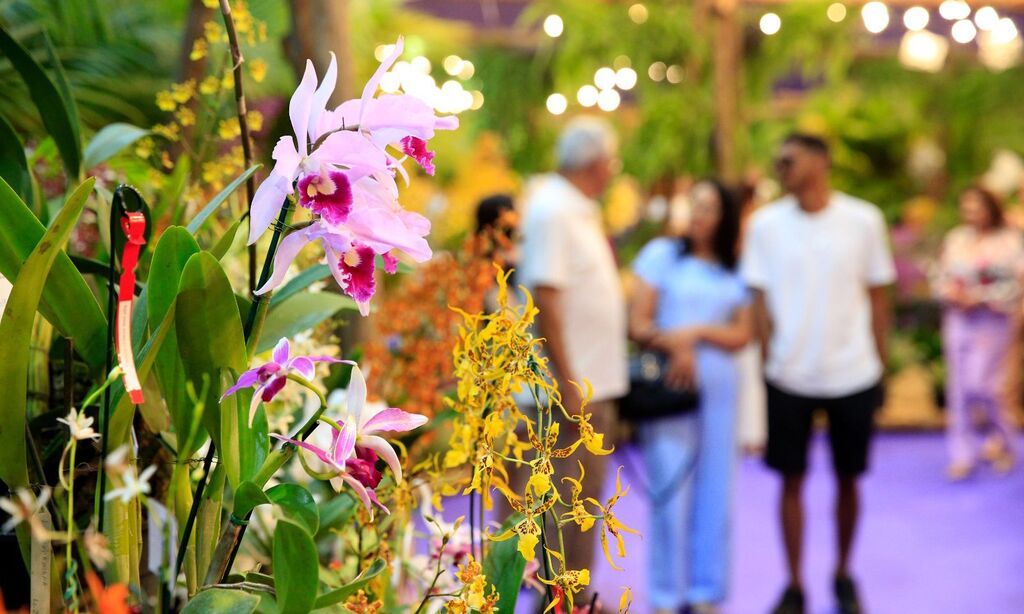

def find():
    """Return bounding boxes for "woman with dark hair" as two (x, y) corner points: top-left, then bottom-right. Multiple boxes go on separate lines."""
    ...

(936, 185), (1023, 480)
(629, 179), (752, 614)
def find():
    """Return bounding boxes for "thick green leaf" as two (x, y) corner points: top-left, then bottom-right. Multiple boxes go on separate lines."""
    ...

(273, 520), (319, 614)
(175, 252), (248, 485)
(182, 588), (260, 614)
(187, 165), (261, 235)
(312, 559), (387, 609)
(0, 114), (31, 202)
(83, 122), (149, 169)
(258, 291), (357, 354)
(148, 228), (204, 456)
(314, 494), (357, 541)
(0, 178), (93, 490)
(266, 484), (319, 535)
(233, 481), (270, 518)
(0, 177), (106, 370)
(0, 27), (81, 179)
(482, 512), (529, 614)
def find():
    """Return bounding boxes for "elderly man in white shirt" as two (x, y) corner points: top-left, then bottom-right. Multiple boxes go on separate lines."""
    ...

(518, 117), (628, 578)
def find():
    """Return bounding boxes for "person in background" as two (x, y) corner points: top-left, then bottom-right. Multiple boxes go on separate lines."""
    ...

(517, 117), (628, 589)
(629, 179), (752, 614)
(735, 178), (769, 455)
(935, 186), (1023, 480)
(741, 134), (895, 614)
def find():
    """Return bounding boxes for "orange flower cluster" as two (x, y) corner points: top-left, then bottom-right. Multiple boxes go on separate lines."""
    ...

(362, 239), (497, 417)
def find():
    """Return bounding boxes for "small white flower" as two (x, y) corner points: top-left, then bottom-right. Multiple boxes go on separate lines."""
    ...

(83, 525), (112, 568)
(0, 487), (52, 538)
(104, 465), (157, 503)
(57, 408), (100, 441)
(104, 445), (130, 475)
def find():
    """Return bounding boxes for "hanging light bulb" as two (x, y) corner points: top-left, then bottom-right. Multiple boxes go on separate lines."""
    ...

(594, 67), (617, 90)
(546, 93), (568, 115)
(952, 20), (977, 43)
(975, 7), (999, 31)
(543, 14), (564, 38)
(903, 7), (930, 32)
(597, 88), (621, 112)
(760, 13), (782, 35)
(862, 2), (890, 34)
(577, 85), (599, 107)
(827, 3), (848, 23)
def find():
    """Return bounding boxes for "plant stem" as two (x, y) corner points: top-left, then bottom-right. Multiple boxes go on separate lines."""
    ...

(217, 0), (258, 295)
(66, 440), (77, 611)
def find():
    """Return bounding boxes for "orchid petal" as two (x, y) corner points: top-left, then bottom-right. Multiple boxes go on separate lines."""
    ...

(288, 356), (316, 380)
(359, 435), (403, 483)
(260, 375), (287, 402)
(290, 60), (319, 157)
(339, 473), (374, 514)
(345, 207), (432, 262)
(270, 434), (339, 469)
(271, 338), (290, 366)
(248, 159), (296, 245)
(254, 229), (316, 295)
(308, 52), (338, 143)
(346, 365), (368, 428)
(248, 393), (262, 427)
(362, 408), (428, 435)
(313, 130), (391, 173)
(221, 368), (261, 400)
(359, 36), (404, 128)
(332, 421), (356, 466)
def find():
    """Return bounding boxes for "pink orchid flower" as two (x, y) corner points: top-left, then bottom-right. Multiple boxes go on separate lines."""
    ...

(270, 363), (427, 515)
(221, 337), (341, 425)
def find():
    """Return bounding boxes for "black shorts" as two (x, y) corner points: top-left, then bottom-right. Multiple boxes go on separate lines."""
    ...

(765, 381), (883, 477)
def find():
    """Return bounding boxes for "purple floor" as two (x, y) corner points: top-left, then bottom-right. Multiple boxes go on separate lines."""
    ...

(580, 433), (1024, 614)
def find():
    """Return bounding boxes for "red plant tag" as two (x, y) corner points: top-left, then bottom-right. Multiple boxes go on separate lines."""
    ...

(116, 212), (146, 404)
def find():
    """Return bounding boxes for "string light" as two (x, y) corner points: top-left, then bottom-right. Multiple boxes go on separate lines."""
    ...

(543, 14), (564, 37)
(952, 19), (978, 43)
(666, 65), (684, 84)
(760, 12), (782, 35)
(379, 72), (401, 93)
(374, 44), (396, 62)
(827, 3), (847, 23)
(577, 85), (599, 107)
(443, 55), (464, 76)
(938, 1), (971, 21)
(615, 67), (638, 90)
(546, 93), (568, 115)
(613, 55), (632, 69)
(899, 30), (948, 72)
(594, 67), (617, 90)
(992, 17), (1018, 44)
(648, 61), (667, 81)
(470, 91), (484, 111)
(597, 88), (621, 112)
(628, 3), (649, 24)
(862, 1), (890, 34)
(975, 7), (999, 31)
(411, 56), (431, 75)
(458, 61), (475, 80)
(903, 7), (930, 32)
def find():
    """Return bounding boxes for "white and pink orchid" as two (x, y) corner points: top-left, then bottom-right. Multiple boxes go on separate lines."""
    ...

(248, 36), (457, 314)
(271, 363), (427, 516)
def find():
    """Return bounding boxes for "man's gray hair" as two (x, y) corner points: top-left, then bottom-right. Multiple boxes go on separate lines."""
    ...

(556, 116), (617, 172)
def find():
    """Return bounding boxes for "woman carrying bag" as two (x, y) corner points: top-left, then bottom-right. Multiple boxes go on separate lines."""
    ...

(628, 179), (752, 614)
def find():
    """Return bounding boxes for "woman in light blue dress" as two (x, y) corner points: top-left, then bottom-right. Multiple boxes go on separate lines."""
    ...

(629, 179), (752, 614)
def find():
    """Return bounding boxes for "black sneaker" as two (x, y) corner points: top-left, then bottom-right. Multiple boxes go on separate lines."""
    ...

(770, 586), (805, 614)
(834, 575), (862, 614)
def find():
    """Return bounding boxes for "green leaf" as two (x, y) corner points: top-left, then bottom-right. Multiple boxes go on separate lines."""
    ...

(266, 484), (319, 535)
(482, 512), (529, 614)
(0, 178), (93, 490)
(0, 177), (106, 370)
(314, 494), (357, 541)
(312, 559), (387, 609)
(233, 481), (271, 518)
(259, 291), (357, 354)
(0, 113), (32, 202)
(273, 520), (319, 614)
(148, 227), (206, 456)
(83, 122), (149, 169)
(211, 220), (242, 261)
(182, 588), (260, 614)
(175, 252), (248, 485)
(187, 165), (261, 235)
(0, 27), (81, 179)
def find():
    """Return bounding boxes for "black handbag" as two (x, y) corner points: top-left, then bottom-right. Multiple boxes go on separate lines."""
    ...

(620, 350), (700, 421)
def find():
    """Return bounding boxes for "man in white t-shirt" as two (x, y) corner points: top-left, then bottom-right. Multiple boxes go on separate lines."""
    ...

(740, 134), (895, 614)
(518, 117), (628, 580)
